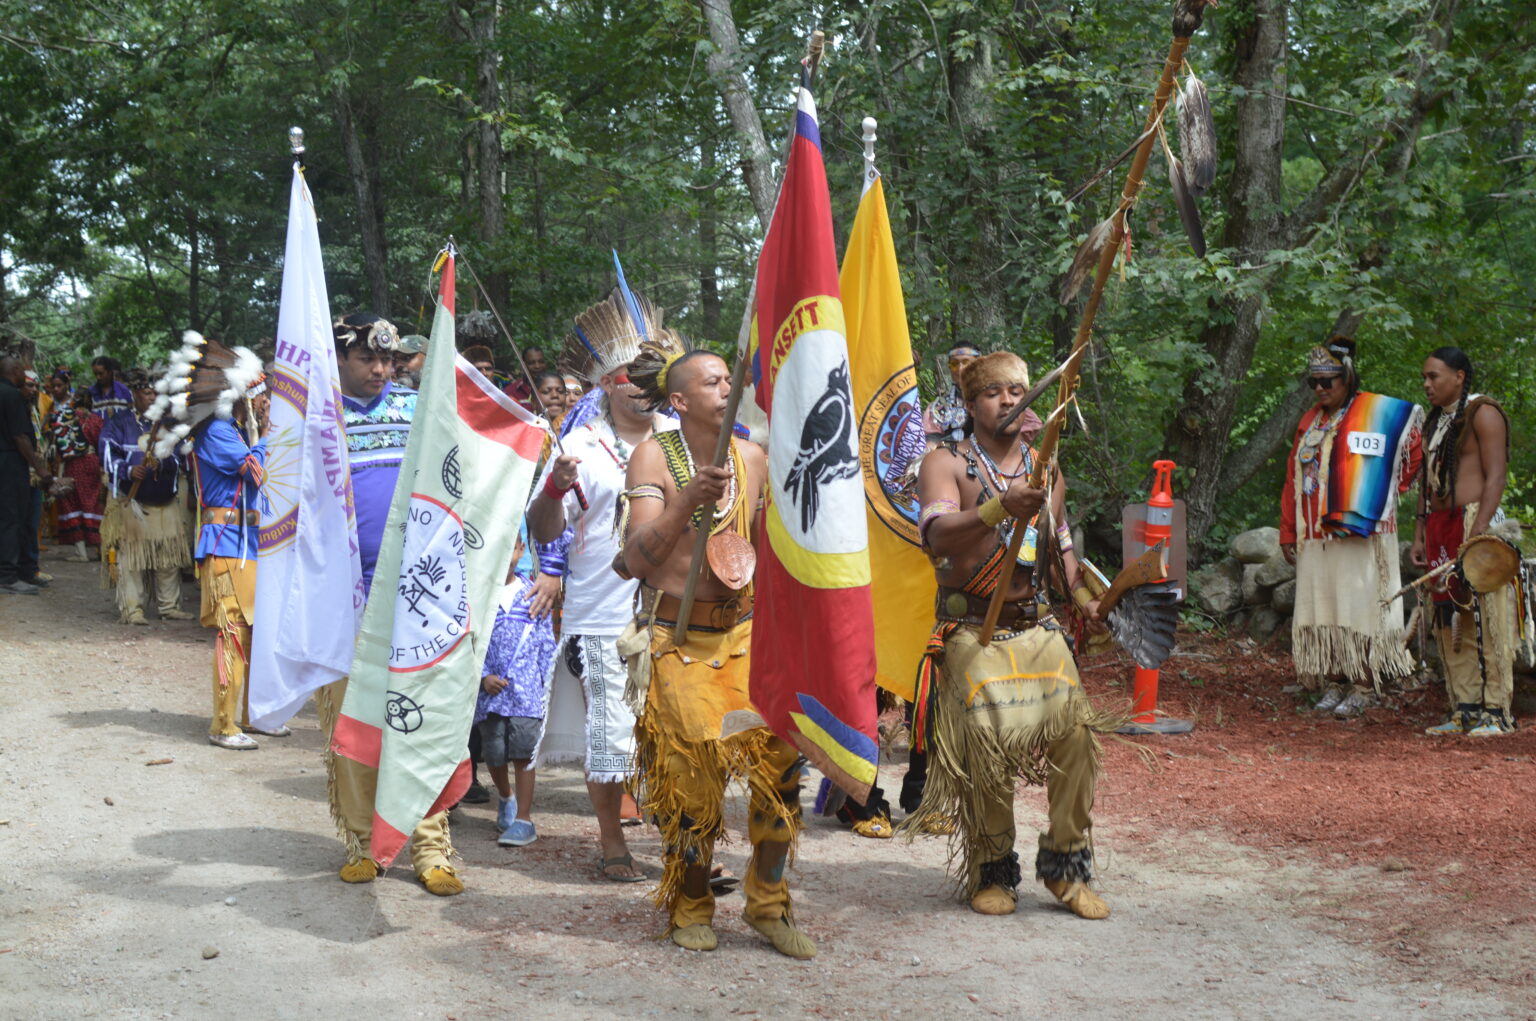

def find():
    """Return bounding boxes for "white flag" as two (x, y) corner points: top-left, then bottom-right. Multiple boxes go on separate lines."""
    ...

(248, 163), (364, 729)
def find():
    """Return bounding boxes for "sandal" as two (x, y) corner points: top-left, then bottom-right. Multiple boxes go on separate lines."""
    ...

(599, 853), (645, 883)
(709, 864), (739, 896)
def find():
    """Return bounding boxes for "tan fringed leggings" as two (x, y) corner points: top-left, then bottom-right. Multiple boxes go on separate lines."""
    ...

(199, 556), (255, 737)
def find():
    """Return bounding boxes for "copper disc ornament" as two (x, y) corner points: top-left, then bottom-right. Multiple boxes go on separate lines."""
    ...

(707, 531), (756, 591)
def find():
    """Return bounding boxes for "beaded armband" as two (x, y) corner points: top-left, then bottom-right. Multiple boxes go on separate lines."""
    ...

(919, 498), (960, 546)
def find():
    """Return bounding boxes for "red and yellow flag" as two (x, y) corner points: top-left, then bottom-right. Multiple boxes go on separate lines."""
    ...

(748, 80), (878, 803)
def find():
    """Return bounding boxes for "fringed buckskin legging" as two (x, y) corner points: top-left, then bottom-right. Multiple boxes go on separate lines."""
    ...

(906, 624), (1123, 897)
(631, 616), (805, 930)
(198, 556), (255, 737)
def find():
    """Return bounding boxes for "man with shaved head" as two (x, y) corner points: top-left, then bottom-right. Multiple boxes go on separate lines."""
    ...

(618, 335), (814, 959)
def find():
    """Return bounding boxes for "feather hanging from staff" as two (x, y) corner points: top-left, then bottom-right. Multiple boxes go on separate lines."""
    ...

(1058, 215), (1117, 305)
(1159, 123), (1206, 257)
(144, 331), (265, 458)
(1178, 73), (1217, 196)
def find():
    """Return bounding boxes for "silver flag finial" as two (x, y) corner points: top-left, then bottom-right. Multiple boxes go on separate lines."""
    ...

(861, 117), (877, 163)
(288, 126), (305, 155)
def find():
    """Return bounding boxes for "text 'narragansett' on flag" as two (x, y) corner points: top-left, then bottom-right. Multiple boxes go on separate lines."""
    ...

(747, 79), (879, 804)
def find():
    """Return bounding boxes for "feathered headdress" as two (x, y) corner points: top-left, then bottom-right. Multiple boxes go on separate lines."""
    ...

(144, 331), (264, 457)
(1307, 333), (1356, 378)
(564, 250), (662, 382)
(628, 328), (694, 412)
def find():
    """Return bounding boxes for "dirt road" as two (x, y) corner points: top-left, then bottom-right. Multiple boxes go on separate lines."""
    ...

(1, 553), (1527, 1019)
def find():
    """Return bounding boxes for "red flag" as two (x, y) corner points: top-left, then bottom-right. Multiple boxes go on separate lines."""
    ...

(747, 79), (878, 803)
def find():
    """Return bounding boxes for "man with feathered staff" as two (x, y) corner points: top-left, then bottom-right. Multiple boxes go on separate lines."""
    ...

(146, 331), (272, 750)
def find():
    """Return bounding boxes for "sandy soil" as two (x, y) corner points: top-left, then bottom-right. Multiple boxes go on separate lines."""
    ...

(2, 552), (1531, 1019)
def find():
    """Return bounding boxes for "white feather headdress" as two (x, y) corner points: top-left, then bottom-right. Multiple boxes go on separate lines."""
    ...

(145, 331), (265, 457)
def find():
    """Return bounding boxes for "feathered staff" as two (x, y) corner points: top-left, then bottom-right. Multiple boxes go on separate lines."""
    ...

(980, 0), (1218, 646)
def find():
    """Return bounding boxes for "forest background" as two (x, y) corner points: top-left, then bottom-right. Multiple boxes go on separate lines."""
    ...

(1, 0), (1531, 561)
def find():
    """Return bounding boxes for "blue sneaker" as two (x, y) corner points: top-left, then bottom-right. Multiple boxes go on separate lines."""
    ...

(495, 795), (518, 832)
(499, 818), (537, 847)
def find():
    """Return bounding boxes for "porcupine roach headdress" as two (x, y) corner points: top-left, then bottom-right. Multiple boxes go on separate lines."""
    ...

(144, 330), (265, 458)
(563, 250), (663, 383)
(628, 328), (694, 413)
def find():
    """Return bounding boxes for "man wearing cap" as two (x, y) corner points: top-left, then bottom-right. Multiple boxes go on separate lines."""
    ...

(99, 370), (193, 624)
(908, 350), (1118, 920)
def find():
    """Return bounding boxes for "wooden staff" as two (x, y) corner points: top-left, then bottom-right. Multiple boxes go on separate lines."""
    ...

(979, 0), (1216, 645)
(672, 29), (826, 644)
(457, 246), (589, 512)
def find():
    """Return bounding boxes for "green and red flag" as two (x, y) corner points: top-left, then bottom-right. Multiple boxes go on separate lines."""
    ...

(332, 246), (545, 865)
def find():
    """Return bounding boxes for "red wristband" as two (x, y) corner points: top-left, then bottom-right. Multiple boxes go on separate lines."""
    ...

(543, 473), (572, 499)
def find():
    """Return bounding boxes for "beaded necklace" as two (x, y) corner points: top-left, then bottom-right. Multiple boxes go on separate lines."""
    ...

(656, 430), (740, 531)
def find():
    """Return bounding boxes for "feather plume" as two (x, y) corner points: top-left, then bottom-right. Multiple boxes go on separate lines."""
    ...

(147, 331), (264, 457)
(1178, 74), (1217, 196)
(1058, 217), (1116, 305)
(611, 249), (650, 344)
(1160, 125), (1206, 257)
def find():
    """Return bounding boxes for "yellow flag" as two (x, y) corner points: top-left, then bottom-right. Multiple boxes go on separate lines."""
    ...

(840, 171), (935, 701)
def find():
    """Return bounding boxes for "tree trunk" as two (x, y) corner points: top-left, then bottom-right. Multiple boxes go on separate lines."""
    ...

(472, 0), (507, 311)
(698, 0), (776, 228)
(944, 15), (1007, 346)
(186, 207), (202, 333)
(698, 144), (721, 339)
(1169, 0), (1461, 556)
(1164, 0), (1288, 555)
(333, 85), (391, 315)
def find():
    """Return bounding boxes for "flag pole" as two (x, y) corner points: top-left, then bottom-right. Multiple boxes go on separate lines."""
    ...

(456, 248), (590, 512)
(672, 29), (826, 644)
(978, 0), (1216, 645)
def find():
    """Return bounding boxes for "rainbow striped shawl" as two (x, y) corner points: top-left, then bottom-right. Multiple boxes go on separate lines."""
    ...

(1321, 392), (1421, 537)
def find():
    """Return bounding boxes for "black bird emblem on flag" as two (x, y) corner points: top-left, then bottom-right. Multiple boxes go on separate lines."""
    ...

(784, 362), (860, 532)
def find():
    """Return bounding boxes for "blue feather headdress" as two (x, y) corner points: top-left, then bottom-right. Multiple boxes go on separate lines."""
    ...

(564, 250), (662, 382)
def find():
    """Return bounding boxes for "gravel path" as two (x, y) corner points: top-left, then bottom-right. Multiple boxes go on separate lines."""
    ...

(1, 553), (1525, 1019)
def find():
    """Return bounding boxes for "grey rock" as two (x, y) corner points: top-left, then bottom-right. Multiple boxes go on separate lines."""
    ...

(1232, 526), (1282, 564)
(1249, 606), (1285, 643)
(201, 946), (219, 960)
(1254, 554), (1296, 587)
(1242, 562), (1272, 606)
(1272, 579), (1297, 614)
(1192, 565), (1243, 616)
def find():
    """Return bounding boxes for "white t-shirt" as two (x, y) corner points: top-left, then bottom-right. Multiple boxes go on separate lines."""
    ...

(537, 412), (676, 635)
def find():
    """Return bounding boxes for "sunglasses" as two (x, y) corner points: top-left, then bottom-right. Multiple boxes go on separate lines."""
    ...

(1307, 376), (1339, 390)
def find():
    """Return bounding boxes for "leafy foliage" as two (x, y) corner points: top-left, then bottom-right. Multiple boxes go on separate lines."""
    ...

(1, 0), (1531, 553)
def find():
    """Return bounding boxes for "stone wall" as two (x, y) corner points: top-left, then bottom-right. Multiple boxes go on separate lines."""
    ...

(1188, 526), (1536, 679)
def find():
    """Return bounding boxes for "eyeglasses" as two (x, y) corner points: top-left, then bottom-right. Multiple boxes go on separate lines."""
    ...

(1307, 376), (1338, 390)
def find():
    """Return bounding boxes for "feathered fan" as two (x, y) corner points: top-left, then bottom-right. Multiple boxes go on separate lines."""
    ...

(144, 331), (263, 459)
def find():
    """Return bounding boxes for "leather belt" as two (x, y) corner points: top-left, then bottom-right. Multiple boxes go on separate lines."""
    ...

(202, 508), (260, 526)
(936, 586), (1040, 630)
(652, 589), (753, 631)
